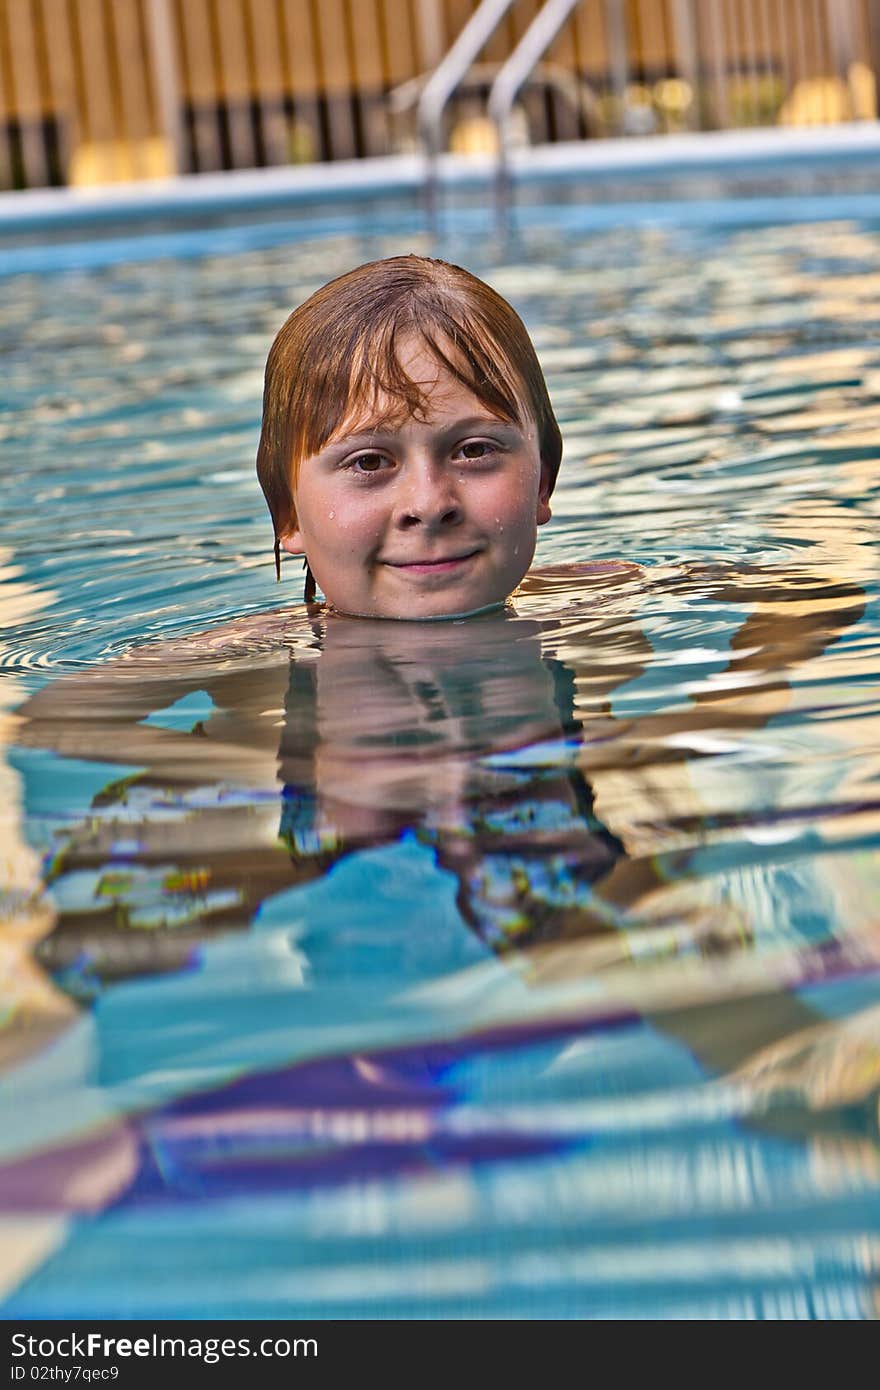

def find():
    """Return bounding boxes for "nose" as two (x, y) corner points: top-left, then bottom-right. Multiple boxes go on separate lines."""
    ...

(394, 462), (463, 531)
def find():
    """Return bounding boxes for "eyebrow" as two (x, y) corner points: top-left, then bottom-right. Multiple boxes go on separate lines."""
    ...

(323, 415), (520, 450)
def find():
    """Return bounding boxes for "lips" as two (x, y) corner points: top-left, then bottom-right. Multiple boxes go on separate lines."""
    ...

(383, 549), (480, 570)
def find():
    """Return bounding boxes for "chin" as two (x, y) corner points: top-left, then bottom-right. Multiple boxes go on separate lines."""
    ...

(324, 573), (515, 621)
(385, 594), (509, 622)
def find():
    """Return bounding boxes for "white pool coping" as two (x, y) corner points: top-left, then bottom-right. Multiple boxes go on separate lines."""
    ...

(1, 123), (879, 233)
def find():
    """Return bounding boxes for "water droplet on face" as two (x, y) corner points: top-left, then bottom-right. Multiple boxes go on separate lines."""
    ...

(328, 510), (335, 520)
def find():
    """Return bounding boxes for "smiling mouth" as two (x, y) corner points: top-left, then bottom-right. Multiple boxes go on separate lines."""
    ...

(383, 550), (480, 574)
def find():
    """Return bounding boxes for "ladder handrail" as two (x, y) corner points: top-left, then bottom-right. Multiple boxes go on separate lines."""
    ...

(417, 0), (519, 225)
(487, 0), (586, 229)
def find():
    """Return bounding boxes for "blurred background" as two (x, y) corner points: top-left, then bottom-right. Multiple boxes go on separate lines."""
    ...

(0, 0), (878, 191)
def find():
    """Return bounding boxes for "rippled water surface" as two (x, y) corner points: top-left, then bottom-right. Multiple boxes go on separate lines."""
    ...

(2, 203), (880, 1319)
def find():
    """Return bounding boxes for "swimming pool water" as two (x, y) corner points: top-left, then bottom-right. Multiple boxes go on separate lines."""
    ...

(2, 202), (880, 1319)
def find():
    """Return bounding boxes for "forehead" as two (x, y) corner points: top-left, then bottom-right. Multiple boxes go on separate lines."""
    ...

(328, 335), (521, 445)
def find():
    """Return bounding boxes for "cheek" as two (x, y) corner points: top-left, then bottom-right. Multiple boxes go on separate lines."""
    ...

(299, 490), (380, 554)
(478, 465), (541, 531)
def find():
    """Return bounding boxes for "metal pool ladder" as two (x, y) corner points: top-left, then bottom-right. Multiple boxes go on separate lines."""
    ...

(417, 0), (588, 234)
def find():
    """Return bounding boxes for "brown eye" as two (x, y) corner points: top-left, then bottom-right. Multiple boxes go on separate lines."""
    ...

(352, 452), (388, 472)
(458, 441), (494, 459)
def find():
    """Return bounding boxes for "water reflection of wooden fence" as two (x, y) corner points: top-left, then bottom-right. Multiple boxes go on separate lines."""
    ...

(0, 0), (877, 189)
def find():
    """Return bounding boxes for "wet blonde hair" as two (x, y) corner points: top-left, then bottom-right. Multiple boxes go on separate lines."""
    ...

(256, 254), (562, 579)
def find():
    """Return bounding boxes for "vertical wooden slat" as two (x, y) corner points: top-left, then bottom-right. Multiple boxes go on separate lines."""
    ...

(706, 0), (730, 126)
(857, 0), (878, 115)
(304, 0), (329, 156)
(16, 0), (52, 183)
(542, 4), (569, 141)
(806, 0), (825, 117)
(404, 0), (427, 87)
(279, 0), (321, 165)
(534, 0), (554, 147)
(373, 0), (394, 96)
(374, 0), (400, 152)
(211, 0), (257, 166)
(812, 0), (825, 79)
(203, 0), (229, 163)
(245, 0), (285, 163)
(242, 0), (280, 163)
(636, 0), (666, 76)
(107, 0), (157, 179)
(169, 0), (195, 168)
(340, 0), (366, 155)
(740, 0), (762, 124)
(725, 0), (745, 124)
(791, 0), (810, 93)
(347, 0), (390, 154)
(573, 0), (608, 86)
(347, 0), (386, 91)
(627, 0), (641, 79)
(101, 0), (133, 174)
(809, 0), (826, 119)
(670, 0), (698, 128)
(414, 0), (445, 69)
(820, 0), (842, 120)
(270, 0), (292, 101)
(825, 0), (852, 85)
(753, 0), (776, 108)
(863, 0), (880, 88)
(143, 0), (182, 173)
(177, 0), (223, 170)
(0, 1), (16, 186)
(383, 0), (418, 85)
(274, 0), (301, 158)
(806, 0), (823, 80)
(772, 0), (793, 109)
(5, 0), (50, 185)
(437, 0), (454, 54)
(66, 0), (91, 146)
(566, 0), (584, 134)
(854, 0), (872, 68)
(38, 0), (79, 177)
(73, 0), (120, 175)
(604, 0), (630, 130)
(31, 0), (62, 179)
(568, 0), (585, 80)
(309, 0), (356, 159)
(590, 0), (611, 135)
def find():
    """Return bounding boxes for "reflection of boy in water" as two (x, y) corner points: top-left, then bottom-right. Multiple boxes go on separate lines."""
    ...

(276, 609), (630, 953)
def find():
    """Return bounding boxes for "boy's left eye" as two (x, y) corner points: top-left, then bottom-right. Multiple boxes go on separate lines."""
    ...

(455, 440), (496, 460)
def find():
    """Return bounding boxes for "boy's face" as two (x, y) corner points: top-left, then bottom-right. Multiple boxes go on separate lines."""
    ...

(281, 339), (553, 620)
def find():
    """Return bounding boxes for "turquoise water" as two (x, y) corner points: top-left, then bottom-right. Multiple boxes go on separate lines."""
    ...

(2, 203), (880, 1318)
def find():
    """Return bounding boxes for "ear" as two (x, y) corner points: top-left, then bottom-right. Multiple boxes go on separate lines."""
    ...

(279, 521), (306, 555)
(536, 457), (553, 527)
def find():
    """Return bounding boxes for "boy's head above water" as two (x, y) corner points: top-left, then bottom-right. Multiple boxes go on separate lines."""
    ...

(256, 254), (562, 620)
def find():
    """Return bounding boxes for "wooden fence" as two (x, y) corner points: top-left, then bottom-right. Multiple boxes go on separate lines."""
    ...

(0, 0), (877, 188)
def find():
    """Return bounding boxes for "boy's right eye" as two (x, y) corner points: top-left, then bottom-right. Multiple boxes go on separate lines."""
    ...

(348, 452), (392, 474)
